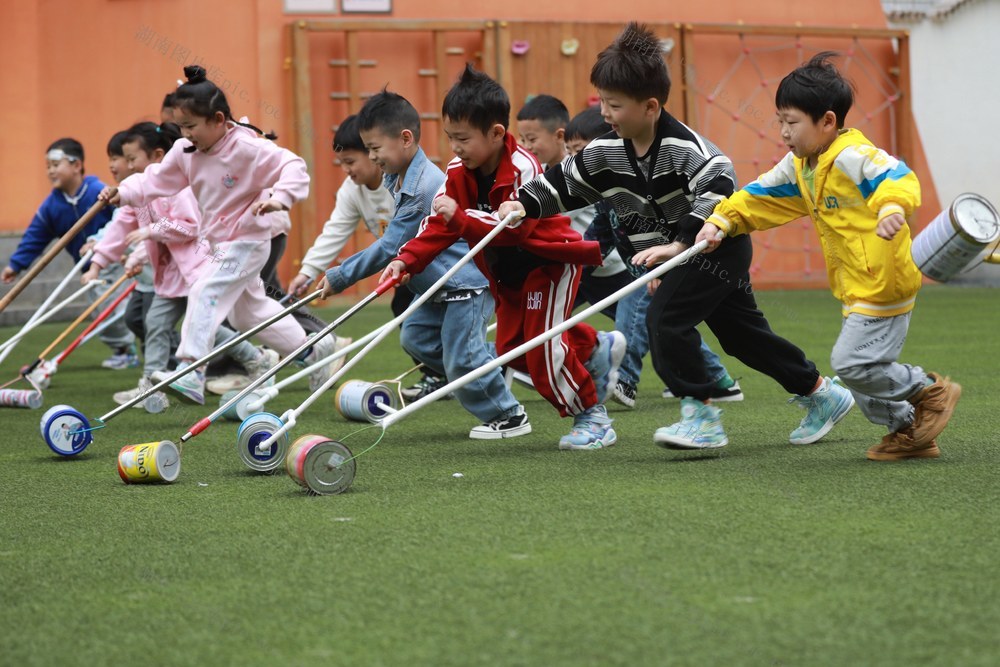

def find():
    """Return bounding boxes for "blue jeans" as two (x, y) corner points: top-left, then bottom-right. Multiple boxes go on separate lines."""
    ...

(399, 290), (520, 423)
(615, 283), (728, 388)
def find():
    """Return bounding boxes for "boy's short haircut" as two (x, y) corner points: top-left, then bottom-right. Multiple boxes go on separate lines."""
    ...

(775, 52), (855, 128)
(47, 137), (85, 163)
(332, 114), (366, 153)
(161, 92), (176, 110)
(105, 132), (129, 158)
(516, 94), (570, 132)
(565, 105), (612, 142)
(442, 63), (510, 133)
(357, 89), (421, 142)
(590, 22), (671, 105)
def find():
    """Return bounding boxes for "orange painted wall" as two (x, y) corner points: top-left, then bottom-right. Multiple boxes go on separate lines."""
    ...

(1, 0), (934, 291)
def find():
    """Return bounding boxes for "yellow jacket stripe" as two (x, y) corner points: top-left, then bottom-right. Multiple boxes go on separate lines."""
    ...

(709, 129), (923, 317)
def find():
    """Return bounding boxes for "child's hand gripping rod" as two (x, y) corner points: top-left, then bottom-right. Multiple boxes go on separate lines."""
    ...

(253, 210), (524, 454)
(0, 250), (95, 365)
(92, 289), (326, 426)
(0, 201), (107, 314)
(380, 239), (711, 430)
(20, 272), (131, 377)
(179, 275), (401, 442)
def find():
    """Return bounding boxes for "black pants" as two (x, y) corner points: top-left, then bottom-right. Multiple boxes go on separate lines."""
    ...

(572, 269), (631, 321)
(390, 285), (429, 373)
(647, 234), (818, 400)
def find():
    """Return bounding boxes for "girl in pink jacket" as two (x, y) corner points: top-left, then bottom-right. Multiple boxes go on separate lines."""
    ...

(100, 67), (341, 403)
(86, 121), (275, 408)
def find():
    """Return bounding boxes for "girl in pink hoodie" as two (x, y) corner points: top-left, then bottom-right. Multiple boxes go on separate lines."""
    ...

(100, 67), (340, 403)
(85, 121), (275, 407)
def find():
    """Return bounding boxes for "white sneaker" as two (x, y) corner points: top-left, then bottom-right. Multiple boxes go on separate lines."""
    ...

(304, 334), (353, 392)
(113, 375), (153, 407)
(244, 347), (279, 388)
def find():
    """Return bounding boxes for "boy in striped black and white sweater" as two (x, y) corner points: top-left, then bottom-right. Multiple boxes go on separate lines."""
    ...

(501, 22), (854, 452)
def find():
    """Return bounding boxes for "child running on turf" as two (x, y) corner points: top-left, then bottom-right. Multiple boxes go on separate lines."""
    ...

(84, 121), (274, 409)
(562, 105), (742, 408)
(696, 53), (961, 461)
(320, 91), (531, 439)
(99, 65), (342, 403)
(501, 23), (854, 451)
(381, 65), (626, 451)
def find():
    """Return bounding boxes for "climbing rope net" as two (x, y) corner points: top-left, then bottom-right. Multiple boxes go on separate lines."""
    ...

(687, 33), (905, 286)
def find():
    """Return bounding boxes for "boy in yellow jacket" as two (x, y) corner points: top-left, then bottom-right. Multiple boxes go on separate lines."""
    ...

(695, 52), (960, 461)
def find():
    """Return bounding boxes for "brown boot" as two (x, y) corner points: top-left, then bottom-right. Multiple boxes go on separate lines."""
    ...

(909, 373), (961, 446)
(867, 427), (940, 461)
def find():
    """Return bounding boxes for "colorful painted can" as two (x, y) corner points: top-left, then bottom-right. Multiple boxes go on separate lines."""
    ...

(219, 389), (262, 422)
(285, 434), (356, 496)
(334, 380), (397, 423)
(235, 412), (289, 472)
(911, 193), (1000, 282)
(117, 440), (181, 484)
(39, 404), (92, 456)
(0, 388), (43, 409)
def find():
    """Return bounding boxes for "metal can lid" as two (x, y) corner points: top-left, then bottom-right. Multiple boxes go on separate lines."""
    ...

(302, 441), (356, 496)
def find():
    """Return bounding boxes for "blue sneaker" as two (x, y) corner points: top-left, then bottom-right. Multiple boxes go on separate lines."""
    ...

(654, 397), (728, 449)
(558, 405), (617, 450)
(586, 331), (627, 404)
(788, 376), (855, 444)
(101, 344), (140, 370)
(166, 362), (207, 405)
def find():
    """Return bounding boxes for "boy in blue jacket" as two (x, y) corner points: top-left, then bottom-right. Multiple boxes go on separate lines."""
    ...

(3, 138), (136, 367)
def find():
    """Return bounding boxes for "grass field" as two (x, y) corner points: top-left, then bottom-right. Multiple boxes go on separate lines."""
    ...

(1, 286), (997, 667)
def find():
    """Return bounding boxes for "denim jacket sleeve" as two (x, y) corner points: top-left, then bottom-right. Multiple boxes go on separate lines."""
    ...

(325, 192), (426, 293)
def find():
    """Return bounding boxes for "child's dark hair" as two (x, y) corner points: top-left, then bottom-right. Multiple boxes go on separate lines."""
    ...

(173, 66), (276, 151)
(124, 121), (183, 156)
(357, 89), (422, 142)
(516, 94), (570, 132)
(161, 92), (176, 111)
(775, 52), (855, 128)
(591, 22), (671, 105)
(442, 63), (510, 133)
(333, 115), (365, 153)
(565, 105), (612, 142)
(105, 132), (129, 158)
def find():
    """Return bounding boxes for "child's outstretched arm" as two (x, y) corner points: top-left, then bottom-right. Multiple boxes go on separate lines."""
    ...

(4, 207), (56, 280)
(515, 153), (603, 219)
(706, 153), (811, 242)
(249, 143), (310, 215)
(323, 194), (427, 295)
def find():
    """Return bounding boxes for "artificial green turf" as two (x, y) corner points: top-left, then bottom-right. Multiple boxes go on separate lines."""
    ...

(0, 287), (997, 667)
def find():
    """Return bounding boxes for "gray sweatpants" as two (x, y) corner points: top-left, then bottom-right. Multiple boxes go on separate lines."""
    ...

(144, 294), (259, 375)
(830, 312), (928, 433)
(90, 263), (135, 350)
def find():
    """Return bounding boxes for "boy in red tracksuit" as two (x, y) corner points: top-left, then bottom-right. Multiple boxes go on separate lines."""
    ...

(381, 64), (626, 450)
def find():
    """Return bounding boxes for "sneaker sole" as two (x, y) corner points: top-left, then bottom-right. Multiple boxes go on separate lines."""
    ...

(206, 374), (252, 395)
(866, 443), (941, 461)
(558, 428), (617, 450)
(469, 423), (533, 440)
(788, 393), (856, 445)
(167, 382), (205, 405)
(653, 434), (729, 450)
(711, 391), (744, 402)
